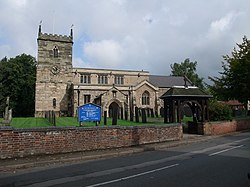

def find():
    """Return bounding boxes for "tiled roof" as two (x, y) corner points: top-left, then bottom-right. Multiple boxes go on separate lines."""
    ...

(221, 100), (244, 106)
(149, 75), (192, 88)
(160, 87), (212, 98)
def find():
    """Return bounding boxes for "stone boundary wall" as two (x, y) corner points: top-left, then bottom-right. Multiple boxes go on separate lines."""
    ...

(203, 119), (250, 135)
(0, 124), (182, 159)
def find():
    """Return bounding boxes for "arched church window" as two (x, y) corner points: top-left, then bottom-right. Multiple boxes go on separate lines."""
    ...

(53, 98), (56, 108)
(53, 46), (59, 58)
(142, 91), (150, 105)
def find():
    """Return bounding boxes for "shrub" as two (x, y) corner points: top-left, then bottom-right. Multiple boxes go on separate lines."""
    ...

(208, 100), (232, 121)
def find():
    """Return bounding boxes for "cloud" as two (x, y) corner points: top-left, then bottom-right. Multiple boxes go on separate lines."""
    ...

(111, 0), (126, 6)
(208, 12), (241, 39)
(84, 40), (123, 68)
(211, 14), (233, 32)
(73, 57), (88, 68)
(0, 45), (11, 58)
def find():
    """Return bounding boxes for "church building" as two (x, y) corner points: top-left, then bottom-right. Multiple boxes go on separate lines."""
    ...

(35, 26), (191, 118)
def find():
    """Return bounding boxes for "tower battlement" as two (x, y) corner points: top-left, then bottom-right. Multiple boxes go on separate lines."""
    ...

(38, 32), (73, 43)
(37, 23), (73, 43)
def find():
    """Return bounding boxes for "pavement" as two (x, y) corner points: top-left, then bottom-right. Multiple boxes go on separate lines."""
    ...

(0, 134), (216, 174)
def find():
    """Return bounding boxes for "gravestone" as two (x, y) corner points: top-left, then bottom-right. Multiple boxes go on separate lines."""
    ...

(52, 110), (56, 126)
(130, 109), (134, 121)
(135, 107), (139, 123)
(147, 108), (150, 117)
(104, 111), (107, 125)
(150, 108), (154, 117)
(141, 108), (147, 123)
(112, 107), (118, 125)
(125, 110), (128, 120)
(121, 107), (123, 120)
(155, 110), (159, 118)
(2, 97), (12, 126)
(160, 107), (164, 117)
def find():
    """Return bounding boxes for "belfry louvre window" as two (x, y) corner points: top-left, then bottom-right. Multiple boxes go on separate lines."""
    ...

(142, 91), (150, 105)
(80, 74), (91, 84)
(115, 75), (124, 85)
(98, 75), (108, 84)
(53, 46), (59, 58)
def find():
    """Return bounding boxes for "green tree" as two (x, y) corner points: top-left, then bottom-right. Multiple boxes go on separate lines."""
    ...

(208, 99), (232, 121)
(209, 36), (250, 103)
(0, 54), (36, 117)
(170, 58), (205, 89)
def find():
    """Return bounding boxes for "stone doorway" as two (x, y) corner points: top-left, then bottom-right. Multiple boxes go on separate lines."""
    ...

(109, 102), (120, 119)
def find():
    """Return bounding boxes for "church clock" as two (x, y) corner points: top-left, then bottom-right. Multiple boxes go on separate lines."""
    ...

(51, 65), (61, 75)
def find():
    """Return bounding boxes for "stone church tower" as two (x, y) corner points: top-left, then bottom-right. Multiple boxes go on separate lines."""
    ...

(35, 24), (74, 117)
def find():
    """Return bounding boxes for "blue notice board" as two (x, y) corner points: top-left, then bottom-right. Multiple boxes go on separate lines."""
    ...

(78, 103), (101, 122)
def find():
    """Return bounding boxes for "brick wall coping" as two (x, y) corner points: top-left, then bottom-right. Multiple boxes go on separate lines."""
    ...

(0, 123), (181, 132)
(206, 118), (250, 124)
(203, 118), (250, 135)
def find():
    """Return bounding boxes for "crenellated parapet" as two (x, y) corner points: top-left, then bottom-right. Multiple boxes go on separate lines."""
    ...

(38, 32), (73, 43)
(38, 23), (73, 43)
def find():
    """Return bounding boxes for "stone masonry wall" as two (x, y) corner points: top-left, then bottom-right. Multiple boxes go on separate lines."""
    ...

(0, 125), (182, 159)
(203, 119), (250, 135)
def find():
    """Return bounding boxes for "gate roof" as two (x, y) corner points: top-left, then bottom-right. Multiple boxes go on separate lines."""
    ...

(160, 86), (212, 99)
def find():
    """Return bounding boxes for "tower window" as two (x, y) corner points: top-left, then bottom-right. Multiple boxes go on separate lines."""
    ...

(142, 91), (150, 105)
(53, 98), (56, 108)
(53, 46), (59, 58)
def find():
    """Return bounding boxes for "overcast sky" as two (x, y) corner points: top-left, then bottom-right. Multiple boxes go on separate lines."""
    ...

(0, 0), (249, 84)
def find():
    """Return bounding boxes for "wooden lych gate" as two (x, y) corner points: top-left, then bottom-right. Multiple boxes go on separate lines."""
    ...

(160, 86), (212, 134)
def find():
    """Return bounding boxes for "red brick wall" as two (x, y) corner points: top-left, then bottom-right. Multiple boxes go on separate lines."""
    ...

(204, 119), (250, 135)
(0, 125), (182, 159)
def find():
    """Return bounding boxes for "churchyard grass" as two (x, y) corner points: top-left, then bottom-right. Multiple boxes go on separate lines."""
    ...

(58, 117), (142, 127)
(9, 117), (165, 128)
(182, 116), (193, 123)
(11, 117), (51, 128)
(6, 116), (250, 128)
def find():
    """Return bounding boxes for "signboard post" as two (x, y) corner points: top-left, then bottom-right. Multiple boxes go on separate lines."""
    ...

(78, 103), (101, 126)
